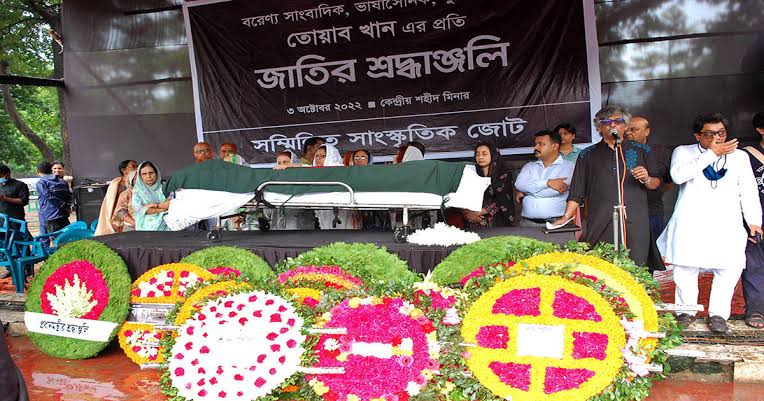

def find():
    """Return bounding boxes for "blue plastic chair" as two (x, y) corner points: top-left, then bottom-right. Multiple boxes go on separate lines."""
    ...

(53, 228), (94, 247)
(7, 217), (35, 293)
(0, 213), (17, 274)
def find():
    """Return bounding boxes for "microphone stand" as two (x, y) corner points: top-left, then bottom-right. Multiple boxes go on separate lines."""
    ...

(611, 129), (627, 251)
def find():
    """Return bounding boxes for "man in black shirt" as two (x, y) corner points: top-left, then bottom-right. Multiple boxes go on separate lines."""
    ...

(0, 164), (29, 278)
(0, 164), (29, 222)
(627, 116), (674, 237)
(552, 106), (665, 271)
(743, 112), (764, 328)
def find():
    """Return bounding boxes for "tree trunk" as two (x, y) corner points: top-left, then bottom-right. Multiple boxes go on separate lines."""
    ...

(0, 61), (56, 163)
(49, 16), (70, 168)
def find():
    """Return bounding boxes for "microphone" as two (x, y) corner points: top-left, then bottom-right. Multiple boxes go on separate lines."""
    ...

(609, 127), (620, 140)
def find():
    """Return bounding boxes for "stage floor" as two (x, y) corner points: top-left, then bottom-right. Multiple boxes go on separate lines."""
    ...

(97, 227), (575, 279)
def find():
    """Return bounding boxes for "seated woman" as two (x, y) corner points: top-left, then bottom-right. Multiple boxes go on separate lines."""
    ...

(401, 145), (424, 162)
(132, 161), (171, 231)
(111, 171), (137, 232)
(313, 143), (343, 167)
(95, 159), (137, 235)
(353, 149), (371, 166)
(312, 144), (360, 229)
(273, 150), (302, 170)
(462, 142), (514, 228)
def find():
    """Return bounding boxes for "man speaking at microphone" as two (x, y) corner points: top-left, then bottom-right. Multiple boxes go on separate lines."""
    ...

(552, 106), (665, 272)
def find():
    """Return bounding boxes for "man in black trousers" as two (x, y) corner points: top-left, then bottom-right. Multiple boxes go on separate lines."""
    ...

(743, 111), (764, 328)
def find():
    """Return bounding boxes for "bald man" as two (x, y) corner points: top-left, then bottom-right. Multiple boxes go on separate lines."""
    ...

(193, 142), (214, 164)
(628, 116), (673, 237)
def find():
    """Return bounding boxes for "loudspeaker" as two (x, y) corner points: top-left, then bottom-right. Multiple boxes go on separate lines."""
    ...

(74, 184), (109, 224)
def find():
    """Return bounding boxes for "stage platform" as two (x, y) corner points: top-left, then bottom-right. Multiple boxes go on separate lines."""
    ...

(96, 227), (575, 279)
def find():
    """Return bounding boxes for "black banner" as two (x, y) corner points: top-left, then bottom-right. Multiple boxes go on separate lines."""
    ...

(185, 0), (597, 164)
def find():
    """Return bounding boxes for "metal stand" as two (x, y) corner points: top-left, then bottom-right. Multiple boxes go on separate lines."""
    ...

(612, 139), (627, 250)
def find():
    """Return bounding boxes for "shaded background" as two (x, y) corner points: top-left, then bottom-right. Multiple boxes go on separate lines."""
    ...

(63, 0), (764, 179)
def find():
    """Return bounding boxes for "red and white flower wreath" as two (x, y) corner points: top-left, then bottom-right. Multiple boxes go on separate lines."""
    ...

(167, 291), (305, 400)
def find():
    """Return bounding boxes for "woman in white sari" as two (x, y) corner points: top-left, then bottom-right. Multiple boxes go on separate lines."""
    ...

(313, 144), (360, 229)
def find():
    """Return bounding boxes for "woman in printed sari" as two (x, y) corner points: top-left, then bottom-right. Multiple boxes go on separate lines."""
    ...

(132, 161), (170, 231)
(94, 159), (137, 235)
(111, 170), (137, 232)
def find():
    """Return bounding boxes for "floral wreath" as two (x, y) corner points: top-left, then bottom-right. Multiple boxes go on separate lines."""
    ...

(131, 263), (216, 304)
(119, 279), (252, 368)
(279, 242), (419, 289)
(173, 280), (252, 325)
(179, 246), (275, 282)
(448, 246), (681, 401)
(118, 322), (165, 365)
(25, 240), (131, 360)
(519, 252), (660, 349)
(164, 290), (307, 401)
(461, 274), (626, 401)
(308, 296), (440, 401)
(279, 265), (364, 307)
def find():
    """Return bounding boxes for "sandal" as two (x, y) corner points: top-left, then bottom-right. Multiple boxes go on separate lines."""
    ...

(707, 315), (729, 333)
(675, 313), (696, 327)
(745, 313), (764, 329)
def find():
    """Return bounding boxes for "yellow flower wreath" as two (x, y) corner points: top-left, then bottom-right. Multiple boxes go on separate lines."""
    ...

(462, 274), (625, 401)
(519, 252), (659, 349)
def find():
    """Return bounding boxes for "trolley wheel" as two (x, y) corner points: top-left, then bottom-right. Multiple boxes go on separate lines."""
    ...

(393, 225), (413, 243)
(207, 230), (222, 241)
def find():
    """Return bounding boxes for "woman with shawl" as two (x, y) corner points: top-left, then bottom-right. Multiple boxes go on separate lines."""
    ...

(132, 161), (170, 231)
(313, 143), (344, 167)
(312, 144), (360, 229)
(401, 144), (425, 162)
(111, 171), (137, 232)
(463, 142), (514, 228)
(95, 159), (137, 235)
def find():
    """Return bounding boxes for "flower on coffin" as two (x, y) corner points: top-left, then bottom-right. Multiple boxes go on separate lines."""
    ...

(40, 260), (109, 320)
(406, 222), (481, 246)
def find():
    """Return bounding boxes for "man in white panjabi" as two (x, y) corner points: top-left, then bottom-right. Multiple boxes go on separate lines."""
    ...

(658, 112), (763, 333)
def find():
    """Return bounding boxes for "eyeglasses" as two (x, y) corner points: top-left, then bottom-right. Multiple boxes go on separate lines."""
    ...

(353, 156), (368, 160)
(699, 129), (727, 138)
(194, 149), (212, 154)
(598, 118), (627, 126)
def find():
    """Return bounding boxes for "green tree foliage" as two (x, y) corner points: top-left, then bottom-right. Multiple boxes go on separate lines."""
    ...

(0, 1), (62, 176)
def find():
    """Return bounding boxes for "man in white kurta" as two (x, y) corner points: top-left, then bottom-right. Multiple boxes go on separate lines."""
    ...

(658, 113), (763, 332)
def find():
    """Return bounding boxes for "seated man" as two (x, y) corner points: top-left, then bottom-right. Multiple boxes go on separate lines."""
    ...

(193, 142), (214, 164)
(514, 130), (575, 226)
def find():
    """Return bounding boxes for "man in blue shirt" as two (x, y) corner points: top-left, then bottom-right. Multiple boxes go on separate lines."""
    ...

(35, 162), (71, 246)
(514, 130), (575, 226)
